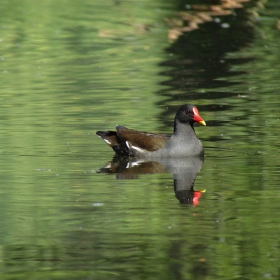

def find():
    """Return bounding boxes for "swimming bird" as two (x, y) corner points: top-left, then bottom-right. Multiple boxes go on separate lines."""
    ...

(96, 104), (206, 157)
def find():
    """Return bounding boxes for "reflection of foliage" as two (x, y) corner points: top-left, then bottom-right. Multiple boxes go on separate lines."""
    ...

(277, 19), (280, 30)
(166, 0), (259, 42)
(98, 24), (153, 38)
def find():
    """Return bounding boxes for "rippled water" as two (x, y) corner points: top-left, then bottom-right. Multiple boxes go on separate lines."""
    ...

(1, 0), (280, 279)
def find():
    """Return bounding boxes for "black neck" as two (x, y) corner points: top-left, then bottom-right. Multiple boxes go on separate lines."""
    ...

(173, 118), (194, 135)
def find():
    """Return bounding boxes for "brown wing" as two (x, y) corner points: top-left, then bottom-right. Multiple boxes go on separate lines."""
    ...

(116, 126), (170, 152)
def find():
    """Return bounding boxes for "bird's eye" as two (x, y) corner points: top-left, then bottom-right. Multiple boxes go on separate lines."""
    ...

(185, 110), (191, 114)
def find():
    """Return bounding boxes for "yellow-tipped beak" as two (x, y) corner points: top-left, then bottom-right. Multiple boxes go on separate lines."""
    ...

(199, 120), (206, 126)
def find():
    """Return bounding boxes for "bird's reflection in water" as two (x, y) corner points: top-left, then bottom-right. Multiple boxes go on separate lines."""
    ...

(98, 156), (205, 206)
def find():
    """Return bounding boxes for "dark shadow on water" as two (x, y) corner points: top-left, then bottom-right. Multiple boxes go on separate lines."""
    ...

(98, 155), (205, 206)
(156, 6), (257, 129)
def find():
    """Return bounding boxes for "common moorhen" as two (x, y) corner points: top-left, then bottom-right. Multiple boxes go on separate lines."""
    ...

(96, 104), (206, 157)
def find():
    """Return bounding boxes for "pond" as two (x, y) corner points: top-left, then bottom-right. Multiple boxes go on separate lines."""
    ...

(0, 0), (280, 279)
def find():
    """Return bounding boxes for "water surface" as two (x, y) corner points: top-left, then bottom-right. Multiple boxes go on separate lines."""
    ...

(0, 0), (280, 279)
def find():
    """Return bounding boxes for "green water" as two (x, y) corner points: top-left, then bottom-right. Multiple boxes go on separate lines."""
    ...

(0, 0), (280, 279)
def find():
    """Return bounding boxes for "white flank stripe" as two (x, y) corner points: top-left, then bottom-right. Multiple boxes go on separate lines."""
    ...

(131, 145), (144, 153)
(125, 141), (130, 148)
(103, 139), (111, 145)
(126, 141), (144, 153)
